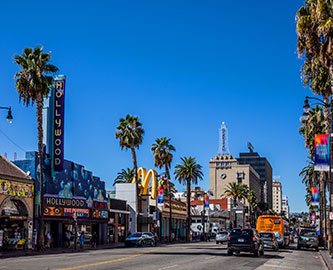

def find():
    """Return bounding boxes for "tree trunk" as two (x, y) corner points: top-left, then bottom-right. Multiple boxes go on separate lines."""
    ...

(131, 147), (139, 232)
(186, 179), (191, 242)
(233, 198), (237, 228)
(36, 93), (44, 251)
(165, 165), (172, 242)
(319, 172), (325, 245)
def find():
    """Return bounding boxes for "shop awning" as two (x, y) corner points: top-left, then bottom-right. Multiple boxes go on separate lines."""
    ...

(109, 209), (130, 214)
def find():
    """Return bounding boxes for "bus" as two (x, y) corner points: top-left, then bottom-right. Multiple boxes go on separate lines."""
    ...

(256, 215), (290, 248)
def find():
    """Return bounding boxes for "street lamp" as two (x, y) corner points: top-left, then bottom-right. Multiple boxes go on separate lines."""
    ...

(0, 106), (13, 124)
(301, 96), (333, 253)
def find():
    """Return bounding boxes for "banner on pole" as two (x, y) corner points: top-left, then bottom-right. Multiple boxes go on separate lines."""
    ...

(311, 187), (319, 207)
(311, 212), (316, 226)
(157, 177), (164, 205)
(204, 195), (209, 209)
(314, 134), (329, 171)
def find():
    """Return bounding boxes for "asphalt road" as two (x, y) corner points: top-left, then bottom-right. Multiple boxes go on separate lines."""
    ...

(0, 242), (326, 270)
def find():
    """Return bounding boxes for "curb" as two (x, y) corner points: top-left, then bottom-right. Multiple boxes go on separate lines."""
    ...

(319, 250), (333, 270)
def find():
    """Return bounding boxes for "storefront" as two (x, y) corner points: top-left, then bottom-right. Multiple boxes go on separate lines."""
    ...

(108, 198), (129, 244)
(0, 154), (34, 250)
(43, 195), (108, 248)
(160, 198), (187, 241)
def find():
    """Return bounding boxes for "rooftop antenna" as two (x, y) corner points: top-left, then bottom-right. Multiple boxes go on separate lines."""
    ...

(218, 122), (230, 155)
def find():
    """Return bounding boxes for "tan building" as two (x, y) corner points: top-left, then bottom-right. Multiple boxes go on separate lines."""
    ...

(272, 181), (282, 214)
(0, 154), (34, 250)
(209, 154), (261, 207)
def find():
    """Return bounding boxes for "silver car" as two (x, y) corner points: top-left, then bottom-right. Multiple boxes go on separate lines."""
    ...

(216, 231), (229, 244)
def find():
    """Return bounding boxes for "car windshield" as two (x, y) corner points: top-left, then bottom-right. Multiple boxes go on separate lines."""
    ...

(300, 231), (316, 237)
(144, 233), (153, 237)
(260, 233), (274, 239)
(218, 232), (227, 235)
(128, 233), (142, 238)
(230, 229), (253, 237)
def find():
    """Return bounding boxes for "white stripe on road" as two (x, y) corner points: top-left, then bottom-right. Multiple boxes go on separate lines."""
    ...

(262, 264), (297, 269)
(158, 265), (178, 270)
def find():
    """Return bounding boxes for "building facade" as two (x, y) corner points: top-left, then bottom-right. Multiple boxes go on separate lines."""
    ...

(238, 148), (273, 209)
(209, 154), (261, 203)
(282, 195), (290, 219)
(0, 154), (34, 250)
(272, 180), (282, 214)
(15, 152), (108, 248)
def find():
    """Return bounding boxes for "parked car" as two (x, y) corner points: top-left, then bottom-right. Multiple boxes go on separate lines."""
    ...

(227, 228), (264, 257)
(216, 231), (229, 244)
(125, 232), (155, 247)
(259, 232), (279, 251)
(297, 227), (319, 251)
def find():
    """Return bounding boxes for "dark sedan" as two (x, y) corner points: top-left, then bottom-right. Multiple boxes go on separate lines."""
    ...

(259, 232), (279, 251)
(125, 232), (155, 247)
(227, 228), (264, 257)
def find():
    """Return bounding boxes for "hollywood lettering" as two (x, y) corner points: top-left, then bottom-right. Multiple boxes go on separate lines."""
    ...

(53, 79), (65, 171)
(44, 196), (87, 208)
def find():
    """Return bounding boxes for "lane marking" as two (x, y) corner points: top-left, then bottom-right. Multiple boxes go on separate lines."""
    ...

(158, 265), (178, 270)
(264, 264), (298, 269)
(57, 249), (159, 270)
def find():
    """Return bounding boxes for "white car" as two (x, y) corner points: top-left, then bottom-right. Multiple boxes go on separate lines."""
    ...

(216, 231), (229, 244)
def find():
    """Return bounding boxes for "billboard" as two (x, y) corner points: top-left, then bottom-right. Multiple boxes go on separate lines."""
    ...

(314, 134), (329, 171)
(53, 77), (66, 171)
(311, 187), (319, 207)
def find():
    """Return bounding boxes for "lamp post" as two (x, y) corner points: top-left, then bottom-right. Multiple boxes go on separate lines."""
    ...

(302, 96), (333, 252)
(0, 106), (13, 124)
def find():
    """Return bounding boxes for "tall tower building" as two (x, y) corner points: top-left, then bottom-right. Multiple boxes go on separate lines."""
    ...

(238, 143), (273, 209)
(272, 180), (282, 214)
(218, 122), (229, 155)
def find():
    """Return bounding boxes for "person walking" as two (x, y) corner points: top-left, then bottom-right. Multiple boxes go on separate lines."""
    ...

(91, 232), (97, 248)
(66, 231), (71, 248)
(79, 232), (85, 250)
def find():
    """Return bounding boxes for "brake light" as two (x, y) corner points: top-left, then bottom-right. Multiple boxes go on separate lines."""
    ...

(228, 236), (230, 240)
(252, 237), (256, 241)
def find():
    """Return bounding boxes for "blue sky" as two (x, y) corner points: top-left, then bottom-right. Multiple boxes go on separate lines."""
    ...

(0, 0), (310, 212)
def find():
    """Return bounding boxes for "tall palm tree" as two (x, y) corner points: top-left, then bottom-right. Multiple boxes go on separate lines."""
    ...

(296, 0), (333, 96)
(151, 137), (176, 242)
(113, 168), (135, 185)
(115, 114), (144, 231)
(14, 47), (58, 250)
(222, 182), (249, 228)
(174, 156), (203, 241)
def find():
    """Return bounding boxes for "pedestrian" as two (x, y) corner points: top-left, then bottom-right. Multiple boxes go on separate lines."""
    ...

(91, 232), (97, 248)
(66, 231), (71, 248)
(79, 231), (85, 250)
(45, 231), (51, 248)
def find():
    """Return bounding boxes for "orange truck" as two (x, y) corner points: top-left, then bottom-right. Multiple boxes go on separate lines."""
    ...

(256, 215), (290, 248)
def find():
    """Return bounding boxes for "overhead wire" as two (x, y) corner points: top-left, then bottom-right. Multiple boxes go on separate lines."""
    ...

(0, 127), (26, 152)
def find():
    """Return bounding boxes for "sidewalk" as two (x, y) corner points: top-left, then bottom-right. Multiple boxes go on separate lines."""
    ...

(0, 242), (125, 259)
(319, 249), (333, 270)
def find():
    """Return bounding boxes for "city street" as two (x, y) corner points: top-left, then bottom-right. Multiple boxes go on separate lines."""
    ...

(0, 242), (326, 270)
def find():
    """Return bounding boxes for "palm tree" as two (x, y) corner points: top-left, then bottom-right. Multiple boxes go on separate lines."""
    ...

(14, 47), (58, 250)
(115, 114), (144, 231)
(113, 168), (135, 185)
(296, 0), (333, 97)
(247, 190), (258, 227)
(151, 137), (176, 242)
(222, 182), (249, 228)
(174, 156), (203, 241)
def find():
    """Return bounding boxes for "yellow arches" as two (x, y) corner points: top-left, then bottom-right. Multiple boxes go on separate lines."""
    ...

(132, 167), (157, 199)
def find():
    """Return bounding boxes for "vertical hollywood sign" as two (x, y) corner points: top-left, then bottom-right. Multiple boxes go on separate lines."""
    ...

(53, 79), (65, 171)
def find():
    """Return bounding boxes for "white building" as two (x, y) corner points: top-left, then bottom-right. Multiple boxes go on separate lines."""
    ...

(272, 180), (282, 214)
(282, 195), (290, 219)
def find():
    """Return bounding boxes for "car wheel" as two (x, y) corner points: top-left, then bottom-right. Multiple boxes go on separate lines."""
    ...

(315, 247), (319, 252)
(227, 249), (233, 256)
(216, 241), (219, 244)
(297, 245), (300, 250)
